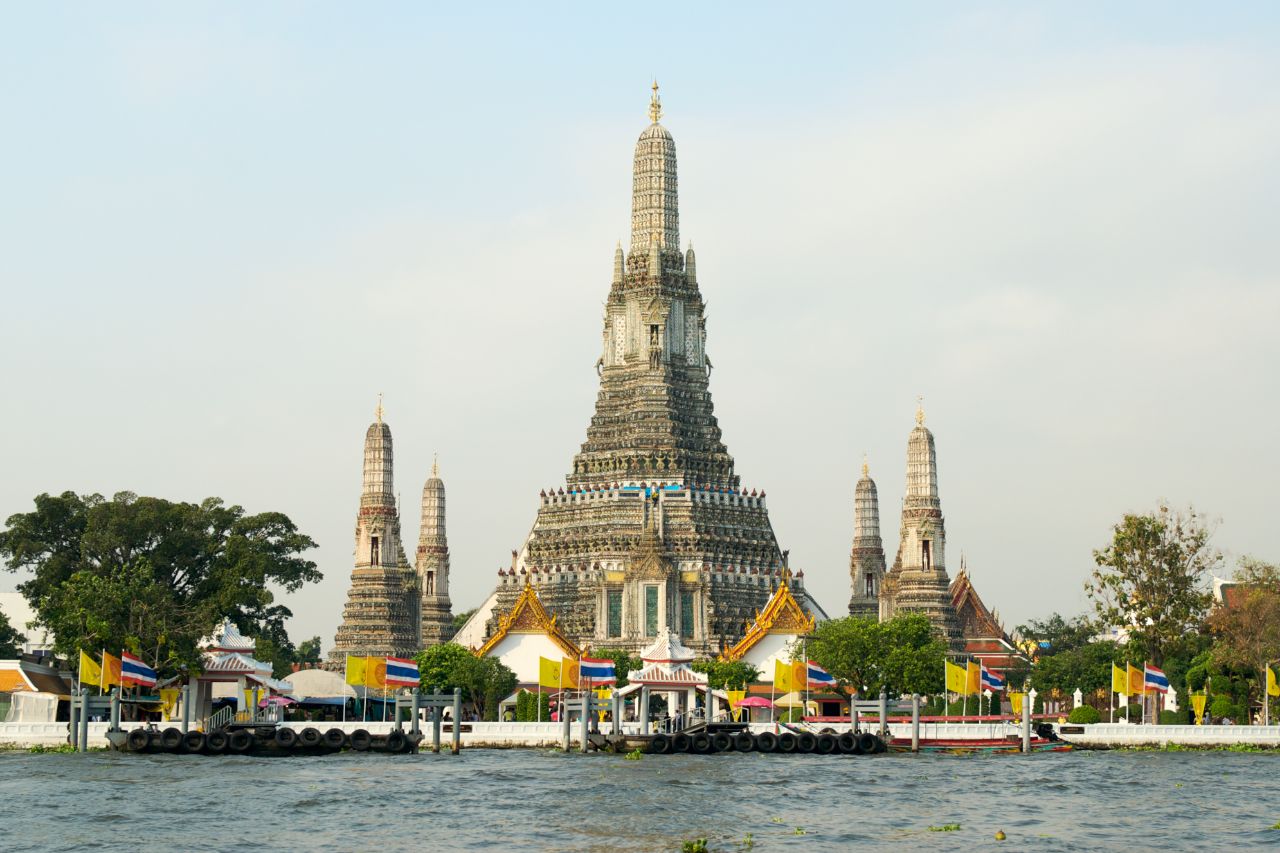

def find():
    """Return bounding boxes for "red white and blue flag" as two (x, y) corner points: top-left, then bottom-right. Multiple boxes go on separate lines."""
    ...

(1144, 663), (1170, 693)
(120, 652), (157, 688)
(579, 657), (616, 685)
(385, 657), (420, 687)
(807, 661), (837, 688)
(980, 662), (1005, 692)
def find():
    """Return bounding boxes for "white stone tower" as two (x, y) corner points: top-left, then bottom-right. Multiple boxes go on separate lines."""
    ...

(417, 455), (454, 645)
(848, 457), (887, 618)
(330, 398), (420, 662)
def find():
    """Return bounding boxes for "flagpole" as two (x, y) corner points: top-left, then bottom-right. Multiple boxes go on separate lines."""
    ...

(342, 657), (348, 723)
(363, 656), (369, 723)
(1264, 663), (1269, 727)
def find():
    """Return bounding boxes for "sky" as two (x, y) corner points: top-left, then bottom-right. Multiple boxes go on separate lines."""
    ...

(2, 3), (1278, 649)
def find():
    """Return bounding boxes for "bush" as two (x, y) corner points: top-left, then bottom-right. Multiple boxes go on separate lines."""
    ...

(1068, 705), (1101, 724)
(1158, 709), (1187, 725)
(1209, 695), (1243, 723)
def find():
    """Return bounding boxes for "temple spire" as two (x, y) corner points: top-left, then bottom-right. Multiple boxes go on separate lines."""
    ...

(649, 79), (662, 123)
(630, 82), (679, 253)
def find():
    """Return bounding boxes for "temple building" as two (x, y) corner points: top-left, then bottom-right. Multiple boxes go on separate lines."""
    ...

(475, 583), (581, 685)
(330, 401), (452, 663)
(877, 404), (962, 647)
(417, 457), (454, 645)
(720, 576), (817, 684)
(466, 84), (823, 656)
(846, 458), (886, 618)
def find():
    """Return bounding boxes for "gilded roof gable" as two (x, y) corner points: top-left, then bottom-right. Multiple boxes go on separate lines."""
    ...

(719, 580), (815, 662)
(476, 582), (581, 659)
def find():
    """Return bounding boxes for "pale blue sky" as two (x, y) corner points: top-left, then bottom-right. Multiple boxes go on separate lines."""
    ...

(2, 3), (1278, 646)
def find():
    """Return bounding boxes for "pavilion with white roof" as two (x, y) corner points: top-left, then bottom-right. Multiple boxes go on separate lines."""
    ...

(615, 627), (726, 732)
(181, 619), (293, 722)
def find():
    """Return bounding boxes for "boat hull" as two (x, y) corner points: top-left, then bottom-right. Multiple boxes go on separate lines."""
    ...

(889, 737), (1071, 754)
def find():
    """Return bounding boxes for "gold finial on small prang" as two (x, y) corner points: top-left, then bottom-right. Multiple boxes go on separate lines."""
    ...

(915, 395), (925, 426)
(432, 452), (439, 479)
(376, 392), (384, 424)
(648, 79), (662, 123)
(862, 454), (869, 479)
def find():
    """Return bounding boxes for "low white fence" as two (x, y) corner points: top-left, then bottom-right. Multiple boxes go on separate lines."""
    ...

(1055, 723), (1280, 748)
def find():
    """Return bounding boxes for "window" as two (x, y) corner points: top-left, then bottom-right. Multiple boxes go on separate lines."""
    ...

(370, 536), (380, 565)
(680, 590), (694, 637)
(922, 540), (932, 571)
(607, 590), (622, 638)
(645, 586), (659, 637)
(865, 575), (875, 597)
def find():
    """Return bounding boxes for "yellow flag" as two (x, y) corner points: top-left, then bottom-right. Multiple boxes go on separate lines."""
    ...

(945, 660), (969, 695)
(538, 656), (562, 689)
(101, 651), (122, 690)
(561, 658), (580, 689)
(1190, 692), (1208, 724)
(159, 688), (181, 719)
(345, 655), (367, 687)
(595, 688), (612, 721)
(365, 657), (388, 689)
(773, 659), (804, 692)
(727, 689), (746, 721)
(966, 661), (981, 695)
(1010, 691), (1024, 716)
(1127, 663), (1144, 695)
(1268, 666), (1279, 698)
(79, 651), (102, 689)
(1111, 663), (1127, 694)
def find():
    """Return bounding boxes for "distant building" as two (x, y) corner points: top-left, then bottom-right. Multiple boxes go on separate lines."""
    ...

(0, 592), (53, 658)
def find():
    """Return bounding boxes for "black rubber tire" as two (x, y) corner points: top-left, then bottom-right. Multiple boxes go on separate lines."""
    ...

(754, 732), (778, 753)
(796, 732), (817, 753)
(323, 728), (347, 749)
(385, 731), (407, 753)
(710, 733), (733, 753)
(274, 727), (299, 750)
(819, 727), (837, 735)
(299, 727), (322, 748)
(350, 729), (372, 751)
(671, 733), (692, 753)
(872, 735), (888, 754)
(837, 732), (859, 754)
(205, 732), (228, 754)
(815, 734), (837, 754)
(146, 729), (162, 750)
(777, 733), (797, 753)
(181, 731), (206, 754)
(857, 732), (878, 754)
(732, 732), (754, 752)
(650, 734), (672, 754)
(126, 728), (150, 751)
(160, 727), (183, 752)
(228, 730), (253, 754)
(691, 733), (712, 753)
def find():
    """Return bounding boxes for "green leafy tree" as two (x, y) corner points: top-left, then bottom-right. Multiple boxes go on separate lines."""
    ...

(0, 608), (25, 657)
(1015, 613), (1098, 657)
(415, 642), (475, 693)
(691, 659), (760, 690)
(0, 491), (319, 674)
(295, 636), (322, 666)
(1208, 557), (1280, 716)
(1088, 503), (1219, 665)
(807, 614), (946, 698)
(590, 647), (643, 688)
(1029, 641), (1121, 695)
(452, 655), (517, 721)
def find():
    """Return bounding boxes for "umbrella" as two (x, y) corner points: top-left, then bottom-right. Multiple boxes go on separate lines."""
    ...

(258, 696), (297, 707)
(734, 696), (774, 708)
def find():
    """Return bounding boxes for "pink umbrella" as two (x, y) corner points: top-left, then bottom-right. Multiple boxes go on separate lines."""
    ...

(258, 696), (297, 707)
(735, 696), (774, 708)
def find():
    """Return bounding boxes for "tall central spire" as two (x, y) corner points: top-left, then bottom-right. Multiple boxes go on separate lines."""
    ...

(630, 82), (679, 253)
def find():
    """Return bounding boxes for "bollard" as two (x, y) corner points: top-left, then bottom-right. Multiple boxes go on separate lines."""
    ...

(181, 683), (192, 734)
(411, 690), (421, 737)
(1021, 694), (1031, 754)
(611, 694), (621, 736)
(432, 704), (442, 754)
(69, 689), (80, 749)
(639, 686), (651, 736)
(580, 699), (590, 754)
(79, 687), (90, 752)
(451, 688), (462, 755)
(911, 694), (920, 753)
(850, 699), (859, 733)
(878, 691), (889, 738)
(562, 703), (572, 752)
(110, 688), (121, 731)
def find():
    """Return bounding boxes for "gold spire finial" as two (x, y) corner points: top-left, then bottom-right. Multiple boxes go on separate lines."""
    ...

(648, 79), (662, 123)
(862, 454), (869, 479)
(915, 395), (925, 426)
(432, 452), (439, 479)
(376, 392), (384, 424)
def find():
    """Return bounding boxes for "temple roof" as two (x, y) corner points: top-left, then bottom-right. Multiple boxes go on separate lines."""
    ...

(476, 582), (580, 659)
(624, 663), (708, 686)
(639, 627), (696, 664)
(948, 567), (1007, 641)
(201, 618), (257, 653)
(719, 580), (816, 662)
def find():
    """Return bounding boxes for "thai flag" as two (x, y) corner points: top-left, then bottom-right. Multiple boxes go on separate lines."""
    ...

(1144, 663), (1170, 693)
(579, 657), (616, 685)
(980, 663), (1005, 692)
(120, 652), (157, 688)
(385, 657), (420, 687)
(807, 661), (837, 687)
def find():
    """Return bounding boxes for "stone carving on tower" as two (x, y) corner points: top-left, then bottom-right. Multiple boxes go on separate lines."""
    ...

(417, 456), (455, 645)
(847, 458), (887, 618)
(483, 84), (810, 655)
(879, 402), (962, 647)
(329, 399), (421, 663)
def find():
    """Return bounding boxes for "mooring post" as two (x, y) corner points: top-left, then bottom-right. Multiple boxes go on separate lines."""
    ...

(69, 688), (80, 749)
(181, 683), (192, 734)
(611, 694), (621, 736)
(639, 686), (651, 736)
(1021, 693), (1031, 753)
(432, 702), (442, 754)
(850, 699), (859, 733)
(878, 691), (889, 739)
(911, 694), (920, 753)
(110, 687), (121, 731)
(451, 688), (462, 755)
(411, 690), (420, 737)
(79, 687), (90, 752)
(562, 701), (572, 753)
(580, 698), (590, 754)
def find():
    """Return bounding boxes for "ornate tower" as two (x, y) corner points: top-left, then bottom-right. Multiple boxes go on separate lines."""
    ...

(329, 400), (420, 662)
(485, 85), (803, 654)
(417, 456), (454, 645)
(847, 458), (887, 618)
(880, 403), (961, 645)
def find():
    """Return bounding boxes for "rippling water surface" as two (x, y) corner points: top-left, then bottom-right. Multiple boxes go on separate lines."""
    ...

(4, 749), (1279, 851)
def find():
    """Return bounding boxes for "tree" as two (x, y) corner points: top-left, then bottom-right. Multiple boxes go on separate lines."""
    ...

(0, 491), (320, 674)
(691, 659), (759, 690)
(1029, 641), (1120, 695)
(450, 609), (477, 638)
(1015, 613), (1098, 658)
(452, 655), (517, 721)
(1088, 503), (1219, 665)
(0, 608), (25, 657)
(590, 647), (643, 688)
(415, 642), (475, 693)
(1207, 557), (1280, 716)
(296, 636), (322, 666)
(807, 614), (946, 697)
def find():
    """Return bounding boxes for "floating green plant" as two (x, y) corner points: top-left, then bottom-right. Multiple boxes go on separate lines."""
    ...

(624, 748), (643, 760)
(681, 839), (708, 853)
(928, 824), (962, 832)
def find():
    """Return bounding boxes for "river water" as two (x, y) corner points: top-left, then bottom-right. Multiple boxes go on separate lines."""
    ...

(3, 748), (1278, 851)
